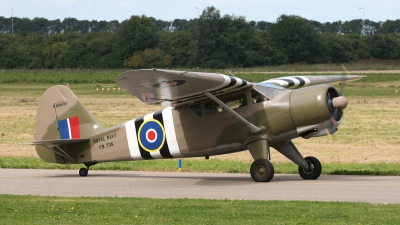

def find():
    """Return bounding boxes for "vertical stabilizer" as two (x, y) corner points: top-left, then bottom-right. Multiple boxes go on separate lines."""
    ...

(35, 85), (106, 163)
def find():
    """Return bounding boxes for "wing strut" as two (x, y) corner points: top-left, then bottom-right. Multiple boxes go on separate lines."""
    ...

(203, 92), (262, 134)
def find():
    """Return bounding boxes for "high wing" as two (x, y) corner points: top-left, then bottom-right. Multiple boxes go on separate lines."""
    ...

(260, 75), (365, 89)
(117, 69), (365, 105)
(254, 75), (365, 99)
(116, 69), (252, 106)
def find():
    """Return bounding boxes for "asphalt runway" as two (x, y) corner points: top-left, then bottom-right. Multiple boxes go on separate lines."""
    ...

(1, 169), (399, 204)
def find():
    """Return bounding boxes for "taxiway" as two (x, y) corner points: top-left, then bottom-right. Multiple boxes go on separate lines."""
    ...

(1, 169), (399, 204)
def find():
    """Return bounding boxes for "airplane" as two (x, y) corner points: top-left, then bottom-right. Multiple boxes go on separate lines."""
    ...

(26, 69), (364, 182)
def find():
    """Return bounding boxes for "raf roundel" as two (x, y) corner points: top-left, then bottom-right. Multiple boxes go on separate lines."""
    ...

(137, 119), (166, 152)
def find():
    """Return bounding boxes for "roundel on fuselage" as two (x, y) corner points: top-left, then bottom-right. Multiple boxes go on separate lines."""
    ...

(137, 119), (166, 152)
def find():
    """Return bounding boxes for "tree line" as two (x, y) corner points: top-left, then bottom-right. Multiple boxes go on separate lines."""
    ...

(2, 11), (400, 35)
(0, 6), (399, 69)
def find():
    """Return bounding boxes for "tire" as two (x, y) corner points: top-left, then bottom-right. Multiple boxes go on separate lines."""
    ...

(250, 159), (274, 182)
(79, 168), (88, 177)
(298, 156), (322, 180)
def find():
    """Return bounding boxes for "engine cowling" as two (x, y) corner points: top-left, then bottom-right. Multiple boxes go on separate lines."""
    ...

(265, 84), (346, 139)
(290, 84), (338, 126)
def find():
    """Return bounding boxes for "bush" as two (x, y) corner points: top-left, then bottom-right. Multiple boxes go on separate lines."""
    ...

(123, 48), (173, 69)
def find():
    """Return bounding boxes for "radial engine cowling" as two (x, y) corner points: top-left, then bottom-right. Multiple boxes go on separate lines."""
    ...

(290, 84), (340, 126)
(265, 84), (347, 139)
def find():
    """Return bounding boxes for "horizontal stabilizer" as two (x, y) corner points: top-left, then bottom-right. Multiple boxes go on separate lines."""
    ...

(21, 138), (89, 146)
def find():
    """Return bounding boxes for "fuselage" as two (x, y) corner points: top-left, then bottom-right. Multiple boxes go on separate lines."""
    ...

(77, 88), (263, 163)
(36, 85), (339, 165)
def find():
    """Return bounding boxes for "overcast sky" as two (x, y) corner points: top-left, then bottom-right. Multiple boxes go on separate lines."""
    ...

(1, 0), (399, 23)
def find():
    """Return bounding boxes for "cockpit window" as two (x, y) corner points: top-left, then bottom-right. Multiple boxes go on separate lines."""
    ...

(254, 83), (286, 99)
(189, 103), (202, 116)
(193, 92), (251, 116)
(223, 93), (247, 109)
(251, 90), (266, 103)
(205, 100), (222, 115)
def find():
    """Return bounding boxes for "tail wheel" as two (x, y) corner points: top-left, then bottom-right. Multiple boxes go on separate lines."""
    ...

(79, 168), (88, 177)
(299, 156), (322, 180)
(250, 159), (274, 182)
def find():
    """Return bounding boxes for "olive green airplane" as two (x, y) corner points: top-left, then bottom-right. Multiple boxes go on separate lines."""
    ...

(27, 69), (364, 182)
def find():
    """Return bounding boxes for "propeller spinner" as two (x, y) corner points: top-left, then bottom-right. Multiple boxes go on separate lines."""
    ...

(326, 87), (348, 122)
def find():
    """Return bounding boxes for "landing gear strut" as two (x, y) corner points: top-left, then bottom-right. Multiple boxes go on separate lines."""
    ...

(250, 159), (274, 182)
(298, 156), (322, 180)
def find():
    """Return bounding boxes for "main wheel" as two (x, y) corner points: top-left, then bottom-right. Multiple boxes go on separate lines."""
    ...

(298, 156), (322, 180)
(79, 168), (88, 177)
(250, 159), (274, 182)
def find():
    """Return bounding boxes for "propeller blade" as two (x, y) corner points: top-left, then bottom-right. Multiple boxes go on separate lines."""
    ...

(341, 64), (349, 74)
(339, 64), (350, 96)
(332, 107), (340, 121)
(325, 128), (334, 141)
(339, 83), (344, 96)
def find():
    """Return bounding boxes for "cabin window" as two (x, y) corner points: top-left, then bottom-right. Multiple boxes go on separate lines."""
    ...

(223, 93), (247, 109)
(251, 90), (266, 104)
(205, 100), (222, 115)
(189, 103), (202, 116)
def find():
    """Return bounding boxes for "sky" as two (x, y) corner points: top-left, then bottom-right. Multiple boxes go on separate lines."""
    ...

(1, 0), (399, 23)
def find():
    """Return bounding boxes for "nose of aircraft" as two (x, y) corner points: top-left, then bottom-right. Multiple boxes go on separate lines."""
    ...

(332, 96), (348, 110)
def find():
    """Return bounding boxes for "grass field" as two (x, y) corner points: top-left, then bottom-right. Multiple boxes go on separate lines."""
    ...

(2, 63), (400, 83)
(1, 195), (400, 224)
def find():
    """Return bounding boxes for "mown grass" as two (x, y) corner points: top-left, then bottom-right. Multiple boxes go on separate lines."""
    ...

(1, 66), (399, 84)
(0, 69), (124, 83)
(228, 59), (400, 72)
(1, 73), (398, 96)
(1, 195), (400, 224)
(1, 157), (400, 176)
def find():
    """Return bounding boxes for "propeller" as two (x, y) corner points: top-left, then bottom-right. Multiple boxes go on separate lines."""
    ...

(332, 95), (347, 121)
(324, 64), (351, 139)
(340, 64), (350, 94)
(328, 65), (353, 121)
(326, 88), (347, 121)
(335, 65), (351, 120)
(325, 128), (334, 141)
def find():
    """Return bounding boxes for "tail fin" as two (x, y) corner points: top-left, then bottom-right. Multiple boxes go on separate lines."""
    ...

(34, 85), (105, 163)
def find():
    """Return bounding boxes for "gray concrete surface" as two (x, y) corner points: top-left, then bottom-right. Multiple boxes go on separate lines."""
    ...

(1, 169), (399, 204)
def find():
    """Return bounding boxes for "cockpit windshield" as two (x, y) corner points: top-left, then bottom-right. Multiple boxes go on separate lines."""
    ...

(253, 83), (286, 100)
